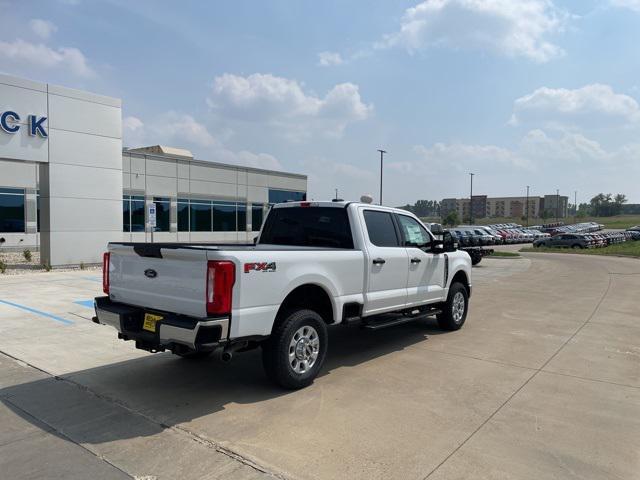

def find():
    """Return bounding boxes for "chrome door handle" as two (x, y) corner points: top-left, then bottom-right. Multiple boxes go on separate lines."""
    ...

(410, 257), (421, 264)
(372, 258), (386, 265)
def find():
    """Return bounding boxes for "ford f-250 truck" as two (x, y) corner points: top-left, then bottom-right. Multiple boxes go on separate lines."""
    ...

(94, 201), (472, 389)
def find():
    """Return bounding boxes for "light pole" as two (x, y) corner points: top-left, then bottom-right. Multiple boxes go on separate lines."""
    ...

(469, 173), (475, 224)
(335, 188), (338, 201)
(377, 149), (387, 205)
(574, 190), (577, 223)
(556, 189), (560, 222)
(526, 185), (530, 227)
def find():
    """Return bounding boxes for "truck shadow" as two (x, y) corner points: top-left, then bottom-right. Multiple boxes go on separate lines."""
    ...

(1, 317), (447, 446)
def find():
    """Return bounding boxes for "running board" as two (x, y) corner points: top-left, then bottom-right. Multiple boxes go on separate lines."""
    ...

(363, 310), (442, 330)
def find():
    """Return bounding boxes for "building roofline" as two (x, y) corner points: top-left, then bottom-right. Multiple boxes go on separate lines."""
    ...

(122, 148), (307, 180)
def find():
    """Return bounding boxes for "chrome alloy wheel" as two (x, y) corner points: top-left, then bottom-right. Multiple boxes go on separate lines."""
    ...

(288, 325), (320, 374)
(452, 291), (466, 324)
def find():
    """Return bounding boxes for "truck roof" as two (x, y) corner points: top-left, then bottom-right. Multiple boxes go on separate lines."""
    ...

(273, 200), (416, 216)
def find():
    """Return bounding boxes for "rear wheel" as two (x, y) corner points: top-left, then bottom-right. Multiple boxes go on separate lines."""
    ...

(262, 309), (328, 389)
(572, 244), (582, 249)
(437, 282), (468, 331)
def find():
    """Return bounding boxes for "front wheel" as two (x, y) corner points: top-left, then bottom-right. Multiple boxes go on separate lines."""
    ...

(571, 244), (582, 249)
(437, 282), (469, 331)
(262, 309), (328, 389)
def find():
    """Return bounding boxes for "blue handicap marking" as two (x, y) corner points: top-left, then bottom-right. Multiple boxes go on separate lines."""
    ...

(0, 299), (74, 325)
(74, 300), (95, 309)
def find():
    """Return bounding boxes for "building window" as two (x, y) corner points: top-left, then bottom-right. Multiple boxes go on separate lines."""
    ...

(0, 187), (25, 233)
(123, 195), (145, 232)
(153, 197), (170, 232)
(190, 199), (212, 232)
(268, 189), (306, 205)
(177, 198), (189, 232)
(237, 202), (247, 232)
(212, 201), (236, 232)
(251, 204), (264, 231)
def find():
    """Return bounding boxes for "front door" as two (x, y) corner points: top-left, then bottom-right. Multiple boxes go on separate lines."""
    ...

(361, 209), (409, 315)
(395, 214), (446, 306)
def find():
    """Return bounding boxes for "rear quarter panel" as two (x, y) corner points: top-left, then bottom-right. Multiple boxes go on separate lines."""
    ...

(210, 249), (365, 338)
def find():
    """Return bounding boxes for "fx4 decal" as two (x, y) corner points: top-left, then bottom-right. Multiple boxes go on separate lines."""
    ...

(244, 262), (277, 273)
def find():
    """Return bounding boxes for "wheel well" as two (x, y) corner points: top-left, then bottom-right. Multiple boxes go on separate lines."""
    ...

(451, 270), (470, 296)
(275, 284), (334, 328)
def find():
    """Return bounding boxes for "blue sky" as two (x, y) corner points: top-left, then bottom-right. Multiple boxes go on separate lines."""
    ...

(2, 0), (640, 204)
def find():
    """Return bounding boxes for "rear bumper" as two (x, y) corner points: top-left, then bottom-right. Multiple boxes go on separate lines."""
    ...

(93, 296), (229, 351)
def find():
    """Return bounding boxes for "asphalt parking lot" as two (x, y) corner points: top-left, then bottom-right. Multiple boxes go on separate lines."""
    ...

(1, 252), (639, 480)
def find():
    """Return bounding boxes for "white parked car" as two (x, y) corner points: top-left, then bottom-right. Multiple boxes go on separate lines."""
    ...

(95, 201), (472, 389)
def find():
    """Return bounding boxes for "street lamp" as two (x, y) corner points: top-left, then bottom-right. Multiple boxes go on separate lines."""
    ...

(377, 149), (387, 205)
(469, 173), (475, 224)
(556, 189), (560, 222)
(574, 190), (577, 223)
(526, 185), (530, 227)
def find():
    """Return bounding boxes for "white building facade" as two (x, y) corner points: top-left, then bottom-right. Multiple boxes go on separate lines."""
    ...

(0, 74), (306, 266)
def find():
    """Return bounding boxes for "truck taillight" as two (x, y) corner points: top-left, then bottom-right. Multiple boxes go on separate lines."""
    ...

(206, 261), (235, 316)
(102, 252), (110, 294)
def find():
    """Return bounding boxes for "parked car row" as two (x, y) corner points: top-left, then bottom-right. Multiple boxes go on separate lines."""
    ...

(534, 231), (639, 249)
(449, 225), (549, 246)
(626, 225), (640, 232)
(541, 221), (604, 235)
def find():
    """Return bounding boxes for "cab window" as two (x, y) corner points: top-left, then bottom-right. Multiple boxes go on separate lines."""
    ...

(363, 210), (400, 247)
(396, 215), (432, 247)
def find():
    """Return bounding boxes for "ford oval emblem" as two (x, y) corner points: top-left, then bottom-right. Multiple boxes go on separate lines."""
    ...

(144, 269), (158, 279)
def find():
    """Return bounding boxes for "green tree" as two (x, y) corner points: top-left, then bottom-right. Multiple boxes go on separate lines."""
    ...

(442, 211), (459, 226)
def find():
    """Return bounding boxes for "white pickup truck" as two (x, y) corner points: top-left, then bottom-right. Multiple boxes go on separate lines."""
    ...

(94, 201), (472, 389)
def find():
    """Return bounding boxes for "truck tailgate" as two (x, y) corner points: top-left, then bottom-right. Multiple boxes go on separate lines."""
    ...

(108, 244), (210, 318)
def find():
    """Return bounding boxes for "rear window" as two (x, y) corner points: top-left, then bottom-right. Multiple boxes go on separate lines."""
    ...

(363, 210), (400, 247)
(260, 207), (354, 249)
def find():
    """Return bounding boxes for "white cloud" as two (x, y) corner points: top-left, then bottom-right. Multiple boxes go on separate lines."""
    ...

(510, 84), (640, 127)
(610, 0), (640, 12)
(0, 39), (93, 77)
(208, 73), (373, 140)
(29, 19), (58, 39)
(123, 112), (284, 171)
(317, 51), (344, 66)
(377, 0), (567, 63)
(407, 142), (532, 173)
(123, 116), (144, 132)
(520, 129), (609, 163)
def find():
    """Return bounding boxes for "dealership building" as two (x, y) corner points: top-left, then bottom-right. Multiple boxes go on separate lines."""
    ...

(0, 74), (307, 266)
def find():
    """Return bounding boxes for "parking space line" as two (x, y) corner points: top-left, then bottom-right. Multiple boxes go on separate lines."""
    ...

(0, 299), (74, 326)
(73, 300), (94, 309)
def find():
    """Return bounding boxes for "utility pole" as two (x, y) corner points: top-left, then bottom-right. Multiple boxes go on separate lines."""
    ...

(556, 189), (560, 222)
(377, 149), (386, 205)
(469, 173), (475, 224)
(526, 185), (530, 227)
(574, 190), (577, 223)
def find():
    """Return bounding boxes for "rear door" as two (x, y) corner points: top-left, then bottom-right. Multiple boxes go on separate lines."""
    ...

(360, 209), (408, 315)
(395, 214), (446, 306)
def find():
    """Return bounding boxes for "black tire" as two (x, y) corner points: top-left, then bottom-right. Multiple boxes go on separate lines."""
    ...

(571, 244), (582, 249)
(174, 350), (212, 360)
(437, 282), (469, 331)
(262, 309), (328, 390)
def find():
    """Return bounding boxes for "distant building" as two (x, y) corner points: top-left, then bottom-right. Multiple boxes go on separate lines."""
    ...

(441, 195), (569, 220)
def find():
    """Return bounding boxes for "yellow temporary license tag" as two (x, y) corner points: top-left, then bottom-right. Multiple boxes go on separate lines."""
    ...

(142, 313), (163, 332)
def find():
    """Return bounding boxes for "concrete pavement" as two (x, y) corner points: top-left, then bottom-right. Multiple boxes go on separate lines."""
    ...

(0, 253), (639, 479)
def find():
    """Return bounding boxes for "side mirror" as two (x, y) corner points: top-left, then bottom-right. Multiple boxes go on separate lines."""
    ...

(442, 231), (457, 252)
